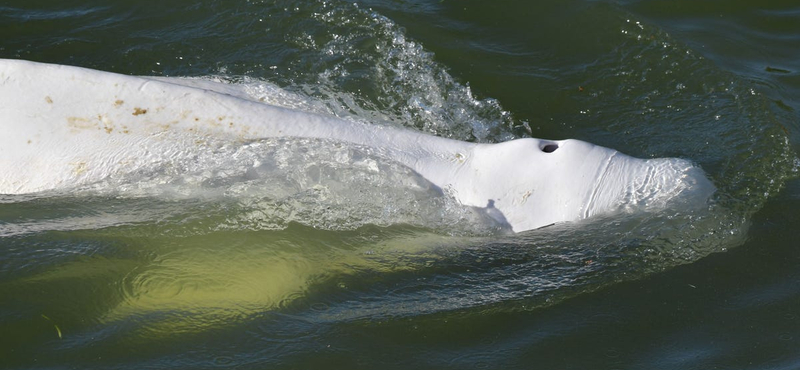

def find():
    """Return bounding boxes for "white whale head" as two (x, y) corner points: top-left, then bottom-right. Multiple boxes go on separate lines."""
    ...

(454, 138), (715, 232)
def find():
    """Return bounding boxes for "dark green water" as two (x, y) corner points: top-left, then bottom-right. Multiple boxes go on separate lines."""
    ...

(1, 0), (800, 368)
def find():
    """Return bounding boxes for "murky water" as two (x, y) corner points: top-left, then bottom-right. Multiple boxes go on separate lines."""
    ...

(1, 0), (799, 368)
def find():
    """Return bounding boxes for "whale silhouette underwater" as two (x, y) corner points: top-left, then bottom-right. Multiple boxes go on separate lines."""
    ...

(0, 59), (714, 232)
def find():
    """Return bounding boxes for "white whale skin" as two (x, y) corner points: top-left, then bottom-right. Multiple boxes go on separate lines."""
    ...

(0, 59), (714, 232)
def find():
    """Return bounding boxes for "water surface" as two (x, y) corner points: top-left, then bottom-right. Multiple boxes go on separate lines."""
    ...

(1, 0), (799, 368)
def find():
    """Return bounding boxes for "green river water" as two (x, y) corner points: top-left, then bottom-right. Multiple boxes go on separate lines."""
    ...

(2, 0), (800, 369)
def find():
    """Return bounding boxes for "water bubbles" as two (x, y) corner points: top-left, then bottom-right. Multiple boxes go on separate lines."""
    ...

(70, 130), (501, 235)
(261, 0), (518, 142)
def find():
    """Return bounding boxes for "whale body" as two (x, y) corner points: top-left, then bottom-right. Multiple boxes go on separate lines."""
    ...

(0, 59), (714, 232)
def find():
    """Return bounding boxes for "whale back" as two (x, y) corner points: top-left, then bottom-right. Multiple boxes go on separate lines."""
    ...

(0, 59), (405, 194)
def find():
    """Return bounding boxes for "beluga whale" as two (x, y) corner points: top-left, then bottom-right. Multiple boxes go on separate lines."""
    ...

(0, 59), (714, 232)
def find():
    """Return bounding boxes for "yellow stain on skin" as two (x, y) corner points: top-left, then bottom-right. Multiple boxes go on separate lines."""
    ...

(132, 107), (148, 116)
(114, 99), (124, 107)
(98, 114), (114, 134)
(521, 190), (533, 204)
(67, 115), (115, 134)
(70, 161), (88, 176)
(67, 116), (96, 131)
(204, 117), (223, 128)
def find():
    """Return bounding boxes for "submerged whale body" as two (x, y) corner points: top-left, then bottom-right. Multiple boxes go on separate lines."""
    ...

(0, 59), (714, 232)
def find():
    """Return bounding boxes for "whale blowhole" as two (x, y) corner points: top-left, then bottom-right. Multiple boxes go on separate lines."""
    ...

(541, 143), (559, 153)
